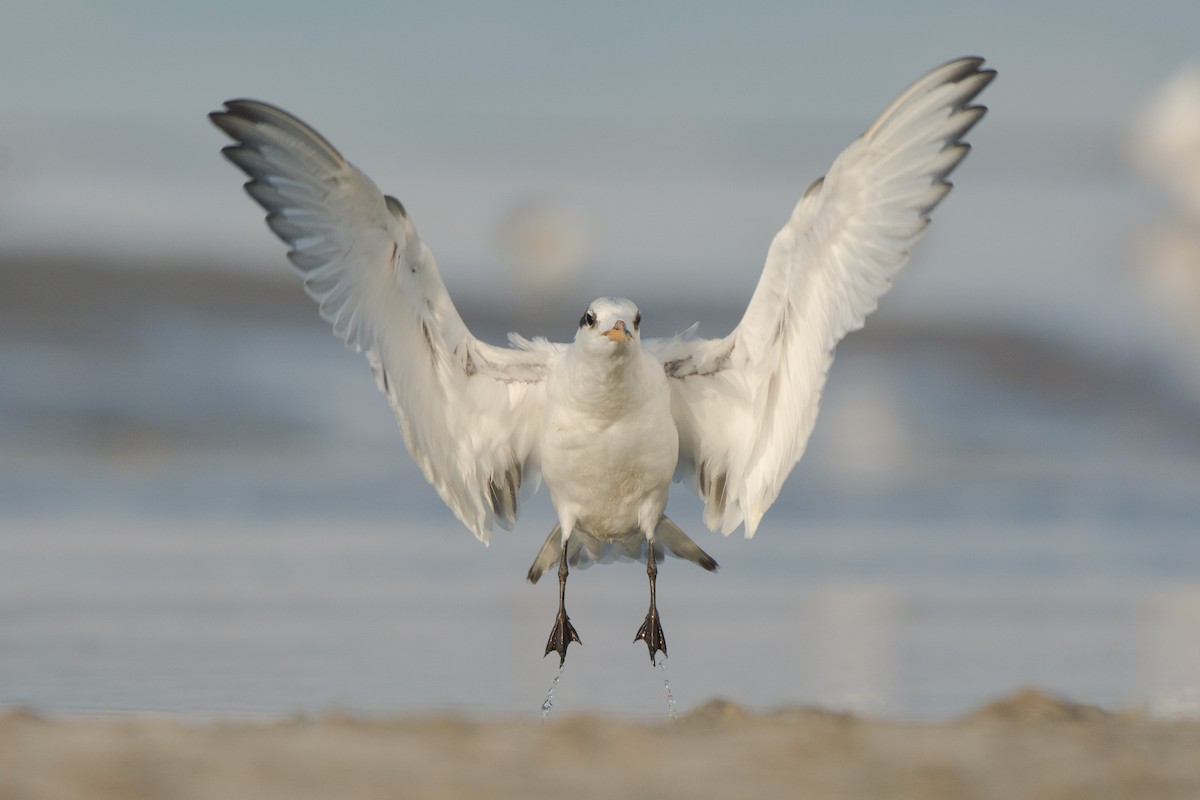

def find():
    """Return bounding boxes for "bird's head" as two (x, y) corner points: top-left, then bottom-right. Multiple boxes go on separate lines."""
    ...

(574, 297), (642, 356)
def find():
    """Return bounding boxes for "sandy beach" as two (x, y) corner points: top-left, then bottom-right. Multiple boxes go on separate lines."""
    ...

(3, 690), (1199, 800)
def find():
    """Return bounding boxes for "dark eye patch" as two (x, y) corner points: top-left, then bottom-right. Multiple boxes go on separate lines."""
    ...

(633, 312), (641, 331)
(580, 311), (596, 328)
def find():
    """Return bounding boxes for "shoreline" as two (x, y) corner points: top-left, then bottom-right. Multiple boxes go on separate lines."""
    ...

(4, 690), (1199, 799)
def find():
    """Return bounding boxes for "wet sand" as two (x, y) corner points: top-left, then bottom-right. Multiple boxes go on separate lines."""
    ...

(3, 690), (1199, 800)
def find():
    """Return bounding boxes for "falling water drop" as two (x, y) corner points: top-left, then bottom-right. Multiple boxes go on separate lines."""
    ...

(658, 658), (678, 720)
(541, 662), (566, 721)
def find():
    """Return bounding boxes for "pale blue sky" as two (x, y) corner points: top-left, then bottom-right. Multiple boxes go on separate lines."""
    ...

(5, 1), (1197, 124)
(2, 1), (1198, 353)
(4, 1), (1195, 123)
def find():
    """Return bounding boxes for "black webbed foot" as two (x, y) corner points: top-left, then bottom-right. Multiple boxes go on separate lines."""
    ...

(545, 610), (582, 666)
(634, 610), (667, 665)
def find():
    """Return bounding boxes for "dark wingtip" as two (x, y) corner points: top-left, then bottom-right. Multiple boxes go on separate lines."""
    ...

(208, 98), (264, 126)
(384, 194), (408, 219)
(208, 108), (236, 136)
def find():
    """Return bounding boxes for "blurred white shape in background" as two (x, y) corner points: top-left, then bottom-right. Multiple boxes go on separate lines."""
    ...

(1141, 587), (1200, 717)
(1132, 64), (1200, 217)
(818, 367), (915, 488)
(498, 198), (590, 303)
(803, 585), (904, 716)
(1130, 64), (1200, 392)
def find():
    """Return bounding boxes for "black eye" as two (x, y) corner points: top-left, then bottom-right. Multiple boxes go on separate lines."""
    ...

(580, 311), (596, 328)
(633, 312), (641, 331)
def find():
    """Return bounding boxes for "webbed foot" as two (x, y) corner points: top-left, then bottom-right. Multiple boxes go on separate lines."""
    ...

(634, 610), (667, 665)
(545, 610), (581, 666)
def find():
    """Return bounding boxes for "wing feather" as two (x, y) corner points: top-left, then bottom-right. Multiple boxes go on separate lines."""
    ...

(211, 100), (553, 543)
(652, 57), (995, 536)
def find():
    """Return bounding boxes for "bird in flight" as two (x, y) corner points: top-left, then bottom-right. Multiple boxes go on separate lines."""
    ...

(211, 57), (994, 667)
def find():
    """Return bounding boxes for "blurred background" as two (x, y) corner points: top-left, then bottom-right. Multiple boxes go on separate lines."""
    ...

(2, 1), (1199, 719)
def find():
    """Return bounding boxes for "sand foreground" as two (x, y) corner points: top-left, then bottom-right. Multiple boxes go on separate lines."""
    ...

(2, 690), (1199, 800)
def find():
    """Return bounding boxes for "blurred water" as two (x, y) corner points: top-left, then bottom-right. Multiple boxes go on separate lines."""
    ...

(1, 262), (1198, 721)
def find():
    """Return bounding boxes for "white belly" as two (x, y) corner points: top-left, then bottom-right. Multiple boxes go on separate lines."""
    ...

(541, 391), (678, 540)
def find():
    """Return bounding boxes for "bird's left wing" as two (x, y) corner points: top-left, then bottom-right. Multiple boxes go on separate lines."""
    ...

(211, 100), (557, 543)
(648, 57), (994, 537)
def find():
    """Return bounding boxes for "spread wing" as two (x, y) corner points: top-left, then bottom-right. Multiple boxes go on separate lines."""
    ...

(650, 57), (995, 537)
(211, 100), (557, 543)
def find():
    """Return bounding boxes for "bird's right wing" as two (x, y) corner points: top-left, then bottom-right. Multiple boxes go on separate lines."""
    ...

(650, 57), (994, 537)
(211, 100), (561, 543)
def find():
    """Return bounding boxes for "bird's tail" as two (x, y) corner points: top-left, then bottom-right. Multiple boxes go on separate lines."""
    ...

(526, 516), (719, 584)
(655, 516), (720, 573)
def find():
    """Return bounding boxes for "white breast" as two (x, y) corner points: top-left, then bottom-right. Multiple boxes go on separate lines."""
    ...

(540, 347), (677, 539)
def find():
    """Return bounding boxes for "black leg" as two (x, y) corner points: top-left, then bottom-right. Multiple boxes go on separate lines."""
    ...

(544, 542), (581, 666)
(634, 541), (667, 664)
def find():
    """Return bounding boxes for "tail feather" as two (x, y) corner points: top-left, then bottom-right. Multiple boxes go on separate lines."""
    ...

(655, 516), (720, 572)
(526, 523), (562, 584)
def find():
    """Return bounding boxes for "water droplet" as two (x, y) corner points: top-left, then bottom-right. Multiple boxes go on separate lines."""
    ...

(658, 658), (678, 720)
(541, 662), (566, 721)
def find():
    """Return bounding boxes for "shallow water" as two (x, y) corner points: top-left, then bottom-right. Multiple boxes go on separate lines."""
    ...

(1, 270), (1199, 719)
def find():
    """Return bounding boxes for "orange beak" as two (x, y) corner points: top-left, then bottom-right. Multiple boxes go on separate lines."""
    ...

(602, 320), (632, 342)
